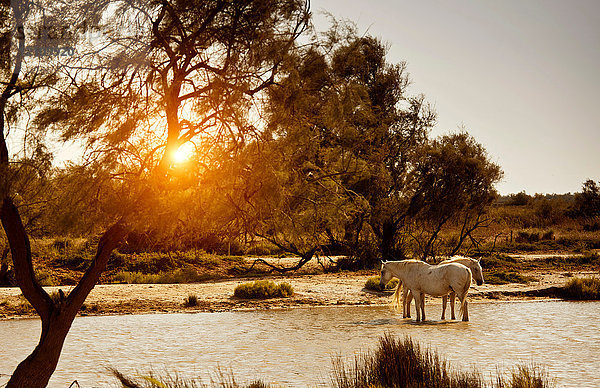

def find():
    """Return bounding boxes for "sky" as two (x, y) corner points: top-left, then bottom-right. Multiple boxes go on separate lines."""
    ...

(311, 0), (600, 195)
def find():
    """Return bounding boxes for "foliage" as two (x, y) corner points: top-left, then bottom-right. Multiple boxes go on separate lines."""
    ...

(233, 280), (293, 299)
(364, 276), (398, 291)
(112, 268), (206, 284)
(561, 277), (600, 300)
(505, 192), (532, 206)
(569, 179), (600, 219)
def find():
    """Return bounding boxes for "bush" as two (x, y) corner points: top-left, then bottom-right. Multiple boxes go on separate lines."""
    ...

(52, 237), (73, 252)
(35, 270), (56, 286)
(364, 276), (399, 291)
(561, 277), (600, 300)
(485, 271), (534, 285)
(233, 280), (293, 299)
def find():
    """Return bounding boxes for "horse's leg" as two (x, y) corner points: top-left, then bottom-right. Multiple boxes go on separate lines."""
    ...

(441, 295), (447, 320)
(420, 292), (426, 321)
(404, 288), (412, 318)
(412, 291), (423, 322)
(450, 292), (456, 320)
(458, 293), (469, 322)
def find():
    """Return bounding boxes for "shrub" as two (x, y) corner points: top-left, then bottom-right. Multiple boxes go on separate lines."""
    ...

(184, 294), (198, 307)
(364, 276), (399, 291)
(35, 270), (56, 286)
(485, 271), (534, 285)
(561, 277), (600, 300)
(515, 231), (540, 243)
(479, 255), (518, 270)
(233, 280), (293, 299)
(52, 237), (73, 252)
(582, 222), (600, 232)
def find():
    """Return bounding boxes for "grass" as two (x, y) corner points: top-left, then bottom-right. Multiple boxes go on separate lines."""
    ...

(111, 368), (268, 388)
(111, 334), (554, 388)
(233, 280), (293, 299)
(485, 271), (535, 285)
(364, 276), (399, 291)
(333, 334), (554, 388)
(112, 268), (208, 284)
(560, 277), (600, 300)
(183, 294), (198, 307)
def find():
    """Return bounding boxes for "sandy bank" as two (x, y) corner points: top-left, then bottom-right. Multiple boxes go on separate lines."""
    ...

(1, 267), (594, 319)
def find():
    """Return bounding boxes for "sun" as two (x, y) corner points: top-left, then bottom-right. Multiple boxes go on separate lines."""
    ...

(172, 142), (195, 164)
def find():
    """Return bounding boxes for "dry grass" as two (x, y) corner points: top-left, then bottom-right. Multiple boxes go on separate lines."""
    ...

(233, 280), (293, 299)
(364, 276), (399, 291)
(332, 334), (554, 388)
(561, 277), (600, 300)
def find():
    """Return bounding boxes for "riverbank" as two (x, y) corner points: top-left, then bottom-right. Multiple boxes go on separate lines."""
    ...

(1, 259), (596, 319)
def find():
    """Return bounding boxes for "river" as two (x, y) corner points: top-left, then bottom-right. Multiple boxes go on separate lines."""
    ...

(1, 300), (599, 387)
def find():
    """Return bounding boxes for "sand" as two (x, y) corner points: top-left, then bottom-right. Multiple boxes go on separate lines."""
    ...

(1, 263), (594, 319)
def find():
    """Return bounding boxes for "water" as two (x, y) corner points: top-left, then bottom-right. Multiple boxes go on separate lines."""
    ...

(1, 301), (599, 387)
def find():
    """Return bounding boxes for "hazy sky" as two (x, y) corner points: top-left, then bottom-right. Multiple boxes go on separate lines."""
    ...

(311, 0), (599, 195)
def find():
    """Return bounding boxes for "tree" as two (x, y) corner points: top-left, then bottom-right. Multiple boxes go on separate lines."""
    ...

(258, 23), (502, 266)
(405, 133), (503, 258)
(260, 25), (436, 266)
(1, 0), (309, 386)
(571, 179), (600, 219)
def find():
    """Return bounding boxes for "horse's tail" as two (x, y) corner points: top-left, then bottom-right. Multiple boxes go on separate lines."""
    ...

(391, 281), (402, 312)
(459, 268), (472, 319)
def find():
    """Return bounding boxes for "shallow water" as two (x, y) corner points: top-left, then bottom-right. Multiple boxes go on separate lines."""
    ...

(1, 300), (599, 387)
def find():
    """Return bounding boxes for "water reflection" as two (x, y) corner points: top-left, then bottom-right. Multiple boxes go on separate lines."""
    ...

(0, 301), (599, 387)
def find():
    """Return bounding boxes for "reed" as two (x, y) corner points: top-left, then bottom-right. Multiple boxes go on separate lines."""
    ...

(332, 334), (554, 388)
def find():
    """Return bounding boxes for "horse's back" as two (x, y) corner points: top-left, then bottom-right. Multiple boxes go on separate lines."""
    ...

(437, 262), (472, 287)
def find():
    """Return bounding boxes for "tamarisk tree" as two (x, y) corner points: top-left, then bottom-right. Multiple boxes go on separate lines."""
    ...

(0, 0), (309, 386)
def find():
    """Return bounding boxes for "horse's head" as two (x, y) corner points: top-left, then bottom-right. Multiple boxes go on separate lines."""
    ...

(471, 259), (484, 286)
(379, 261), (394, 289)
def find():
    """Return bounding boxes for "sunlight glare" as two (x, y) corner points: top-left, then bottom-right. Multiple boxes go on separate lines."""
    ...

(172, 142), (195, 164)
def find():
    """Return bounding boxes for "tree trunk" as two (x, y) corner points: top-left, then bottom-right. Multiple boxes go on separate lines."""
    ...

(1, 198), (126, 388)
(7, 310), (73, 387)
(380, 221), (397, 260)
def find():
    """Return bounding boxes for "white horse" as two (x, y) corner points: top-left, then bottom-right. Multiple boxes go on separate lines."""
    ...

(380, 259), (472, 322)
(404, 256), (484, 320)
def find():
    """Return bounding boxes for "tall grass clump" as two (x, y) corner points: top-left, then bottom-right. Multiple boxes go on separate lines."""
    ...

(183, 294), (198, 307)
(233, 280), (293, 299)
(364, 276), (399, 291)
(493, 364), (554, 388)
(561, 277), (600, 300)
(332, 334), (483, 388)
(333, 334), (554, 388)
